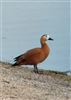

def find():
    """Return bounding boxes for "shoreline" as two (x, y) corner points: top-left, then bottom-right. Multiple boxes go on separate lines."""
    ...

(0, 61), (69, 75)
(0, 61), (71, 100)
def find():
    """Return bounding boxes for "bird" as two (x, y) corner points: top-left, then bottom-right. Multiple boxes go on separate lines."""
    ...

(12, 34), (53, 73)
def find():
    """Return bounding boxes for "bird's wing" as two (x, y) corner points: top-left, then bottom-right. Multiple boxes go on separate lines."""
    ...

(14, 48), (41, 62)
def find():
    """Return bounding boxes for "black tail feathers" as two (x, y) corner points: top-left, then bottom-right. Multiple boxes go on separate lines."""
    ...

(12, 63), (18, 66)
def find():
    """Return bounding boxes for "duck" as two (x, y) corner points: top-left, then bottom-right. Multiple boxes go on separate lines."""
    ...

(12, 34), (53, 73)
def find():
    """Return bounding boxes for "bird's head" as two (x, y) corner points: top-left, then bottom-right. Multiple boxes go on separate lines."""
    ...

(40, 34), (53, 44)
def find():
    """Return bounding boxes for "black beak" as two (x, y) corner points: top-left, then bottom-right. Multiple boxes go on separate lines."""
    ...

(48, 38), (54, 41)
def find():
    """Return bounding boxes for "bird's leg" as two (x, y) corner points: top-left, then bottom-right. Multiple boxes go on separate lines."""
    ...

(34, 65), (38, 73)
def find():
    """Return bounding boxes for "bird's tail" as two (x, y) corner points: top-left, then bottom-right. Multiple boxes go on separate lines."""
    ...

(12, 63), (18, 66)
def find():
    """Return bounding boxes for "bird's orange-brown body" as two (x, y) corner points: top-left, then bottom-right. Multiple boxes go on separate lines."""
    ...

(12, 34), (53, 73)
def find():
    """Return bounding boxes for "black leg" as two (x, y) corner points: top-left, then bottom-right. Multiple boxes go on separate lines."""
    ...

(34, 65), (38, 73)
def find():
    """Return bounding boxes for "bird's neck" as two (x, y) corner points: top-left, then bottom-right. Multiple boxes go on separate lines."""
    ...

(41, 42), (50, 52)
(41, 42), (48, 48)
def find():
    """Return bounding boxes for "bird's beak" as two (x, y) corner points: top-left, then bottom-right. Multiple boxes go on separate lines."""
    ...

(48, 38), (54, 41)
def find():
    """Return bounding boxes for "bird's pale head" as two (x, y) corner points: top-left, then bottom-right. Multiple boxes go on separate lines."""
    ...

(40, 34), (53, 44)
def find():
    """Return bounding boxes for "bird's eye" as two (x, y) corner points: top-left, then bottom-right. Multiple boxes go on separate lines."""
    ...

(45, 34), (47, 37)
(47, 35), (50, 39)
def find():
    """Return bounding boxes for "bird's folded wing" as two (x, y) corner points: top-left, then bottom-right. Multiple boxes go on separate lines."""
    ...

(14, 48), (41, 62)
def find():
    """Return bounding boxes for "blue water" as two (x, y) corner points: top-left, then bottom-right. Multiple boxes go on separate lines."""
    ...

(0, 1), (70, 71)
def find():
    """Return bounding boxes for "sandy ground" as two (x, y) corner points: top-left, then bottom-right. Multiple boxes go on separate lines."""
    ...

(0, 62), (71, 100)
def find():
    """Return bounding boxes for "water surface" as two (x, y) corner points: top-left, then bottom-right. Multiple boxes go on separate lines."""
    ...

(0, 1), (70, 71)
